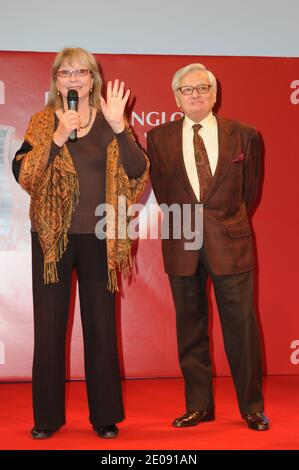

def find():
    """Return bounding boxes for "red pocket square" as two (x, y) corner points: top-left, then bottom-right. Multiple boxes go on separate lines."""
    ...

(233, 153), (244, 162)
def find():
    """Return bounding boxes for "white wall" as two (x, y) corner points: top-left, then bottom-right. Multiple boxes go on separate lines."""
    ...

(0, 0), (298, 57)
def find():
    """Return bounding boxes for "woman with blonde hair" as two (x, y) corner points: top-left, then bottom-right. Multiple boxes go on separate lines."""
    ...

(12, 47), (149, 439)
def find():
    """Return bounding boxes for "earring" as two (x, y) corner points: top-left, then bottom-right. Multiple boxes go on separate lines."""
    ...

(90, 88), (93, 93)
(57, 91), (60, 96)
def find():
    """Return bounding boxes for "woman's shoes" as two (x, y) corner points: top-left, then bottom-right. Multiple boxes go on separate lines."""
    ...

(31, 424), (119, 439)
(93, 424), (119, 439)
(31, 428), (57, 439)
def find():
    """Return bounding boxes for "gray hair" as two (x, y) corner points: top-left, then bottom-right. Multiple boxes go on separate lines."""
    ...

(171, 63), (217, 93)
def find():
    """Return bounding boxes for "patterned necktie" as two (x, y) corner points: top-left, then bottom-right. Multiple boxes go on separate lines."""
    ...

(192, 124), (212, 202)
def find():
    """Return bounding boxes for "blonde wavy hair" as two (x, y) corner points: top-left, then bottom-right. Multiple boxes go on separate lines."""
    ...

(47, 47), (102, 110)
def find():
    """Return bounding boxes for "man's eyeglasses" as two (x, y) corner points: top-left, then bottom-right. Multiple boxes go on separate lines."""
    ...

(56, 69), (91, 79)
(177, 85), (212, 95)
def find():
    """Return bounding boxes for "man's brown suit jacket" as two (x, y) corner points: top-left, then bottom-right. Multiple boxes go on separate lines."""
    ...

(147, 115), (262, 276)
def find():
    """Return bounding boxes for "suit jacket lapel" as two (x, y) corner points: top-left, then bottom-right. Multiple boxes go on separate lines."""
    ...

(203, 115), (237, 203)
(167, 115), (237, 204)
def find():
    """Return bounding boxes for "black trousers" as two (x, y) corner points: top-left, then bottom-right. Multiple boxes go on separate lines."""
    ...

(31, 233), (124, 430)
(168, 248), (264, 415)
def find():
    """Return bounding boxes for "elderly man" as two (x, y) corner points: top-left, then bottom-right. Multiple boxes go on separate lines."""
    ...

(147, 63), (269, 431)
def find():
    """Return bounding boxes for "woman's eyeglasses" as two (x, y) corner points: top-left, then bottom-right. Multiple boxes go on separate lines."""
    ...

(56, 69), (91, 79)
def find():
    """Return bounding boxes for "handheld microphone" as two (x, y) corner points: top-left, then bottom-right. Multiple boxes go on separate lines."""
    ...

(67, 89), (79, 142)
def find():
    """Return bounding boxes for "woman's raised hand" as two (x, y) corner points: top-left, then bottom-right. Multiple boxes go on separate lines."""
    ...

(100, 79), (130, 133)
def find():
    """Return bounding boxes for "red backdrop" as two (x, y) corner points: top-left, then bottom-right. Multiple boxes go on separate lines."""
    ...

(0, 51), (298, 379)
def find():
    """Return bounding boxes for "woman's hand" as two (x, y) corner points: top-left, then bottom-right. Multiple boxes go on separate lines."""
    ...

(53, 110), (80, 146)
(100, 79), (130, 134)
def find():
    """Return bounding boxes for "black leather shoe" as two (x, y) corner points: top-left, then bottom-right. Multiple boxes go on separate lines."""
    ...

(172, 410), (215, 428)
(242, 412), (269, 431)
(31, 428), (55, 439)
(93, 424), (119, 439)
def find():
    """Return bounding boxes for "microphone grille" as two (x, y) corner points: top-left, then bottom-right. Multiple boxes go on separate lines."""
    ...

(67, 89), (79, 101)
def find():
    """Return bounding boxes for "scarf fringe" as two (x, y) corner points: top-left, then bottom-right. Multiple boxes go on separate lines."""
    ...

(107, 269), (119, 292)
(44, 261), (59, 284)
(107, 246), (133, 292)
(118, 247), (132, 273)
(43, 172), (79, 285)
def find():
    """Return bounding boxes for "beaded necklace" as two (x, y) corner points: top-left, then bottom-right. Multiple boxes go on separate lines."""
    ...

(80, 107), (93, 129)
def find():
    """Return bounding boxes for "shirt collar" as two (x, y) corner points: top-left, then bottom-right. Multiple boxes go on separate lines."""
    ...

(183, 112), (215, 131)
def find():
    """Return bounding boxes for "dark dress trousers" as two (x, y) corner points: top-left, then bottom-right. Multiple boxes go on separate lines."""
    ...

(147, 116), (264, 415)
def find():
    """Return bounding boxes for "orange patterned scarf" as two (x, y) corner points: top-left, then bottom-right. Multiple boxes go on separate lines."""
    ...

(17, 107), (149, 291)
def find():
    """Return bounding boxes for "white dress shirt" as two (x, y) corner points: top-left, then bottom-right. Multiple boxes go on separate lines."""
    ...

(182, 113), (219, 201)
